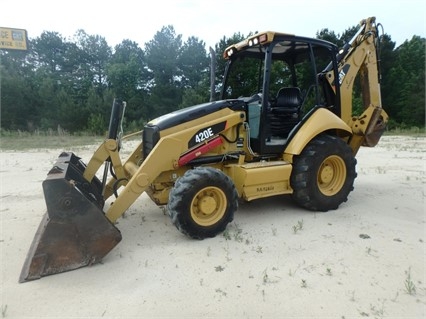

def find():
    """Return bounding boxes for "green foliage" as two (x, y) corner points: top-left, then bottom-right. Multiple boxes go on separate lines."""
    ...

(214, 32), (248, 94)
(0, 64), (36, 130)
(179, 87), (209, 109)
(87, 113), (106, 135)
(382, 36), (425, 127)
(124, 119), (145, 134)
(145, 25), (182, 87)
(179, 36), (210, 90)
(0, 24), (424, 134)
(107, 39), (147, 101)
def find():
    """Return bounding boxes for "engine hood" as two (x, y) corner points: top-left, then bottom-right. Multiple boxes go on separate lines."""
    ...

(146, 99), (245, 131)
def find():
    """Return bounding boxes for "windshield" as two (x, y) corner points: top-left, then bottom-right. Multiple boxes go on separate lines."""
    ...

(221, 37), (335, 111)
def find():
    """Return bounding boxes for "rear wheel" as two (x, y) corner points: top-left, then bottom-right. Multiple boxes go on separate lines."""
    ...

(167, 167), (238, 239)
(290, 134), (357, 211)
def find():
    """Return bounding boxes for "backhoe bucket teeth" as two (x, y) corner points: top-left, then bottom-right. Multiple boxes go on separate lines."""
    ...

(19, 152), (122, 283)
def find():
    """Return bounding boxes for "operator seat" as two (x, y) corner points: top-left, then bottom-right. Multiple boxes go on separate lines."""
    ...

(269, 87), (302, 137)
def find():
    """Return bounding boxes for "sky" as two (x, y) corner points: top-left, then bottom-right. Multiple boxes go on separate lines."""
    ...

(2, 0), (425, 50)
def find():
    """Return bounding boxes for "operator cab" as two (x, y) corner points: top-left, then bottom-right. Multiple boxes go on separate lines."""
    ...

(221, 32), (340, 155)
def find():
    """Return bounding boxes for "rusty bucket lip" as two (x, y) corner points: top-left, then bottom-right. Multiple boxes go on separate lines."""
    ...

(19, 214), (50, 283)
(19, 151), (122, 283)
(19, 211), (122, 283)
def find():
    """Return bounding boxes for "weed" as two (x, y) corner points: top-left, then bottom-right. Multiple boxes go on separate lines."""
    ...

(262, 268), (280, 284)
(223, 228), (231, 240)
(288, 264), (301, 277)
(326, 268), (332, 276)
(404, 267), (416, 295)
(262, 269), (269, 284)
(292, 220), (304, 234)
(375, 166), (387, 174)
(365, 246), (378, 257)
(301, 279), (307, 288)
(1, 305), (7, 318)
(233, 223), (244, 242)
(391, 291), (399, 302)
(223, 222), (244, 242)
(222, 246), (232, 262)
(370, 299), (386, 318)
(215, 288), (227, 297)
(215, 265), (225, 272)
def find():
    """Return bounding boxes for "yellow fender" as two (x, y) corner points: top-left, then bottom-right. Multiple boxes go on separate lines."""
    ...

(285, 108), (352, 157)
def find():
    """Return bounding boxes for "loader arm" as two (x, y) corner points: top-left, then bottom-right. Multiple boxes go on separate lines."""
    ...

(104, 106), (245, 222)
(83, 139), (128, 186)
(82, 136), (144, 201)
(104, 136), (182, 222)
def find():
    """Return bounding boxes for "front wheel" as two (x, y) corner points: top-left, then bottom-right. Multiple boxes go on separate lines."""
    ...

(167, 167), (238, 239)
(290, 134), (357, 211)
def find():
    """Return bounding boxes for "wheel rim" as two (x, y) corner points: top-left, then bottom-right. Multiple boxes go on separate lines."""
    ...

(317, 155), (346, 196)
(190, 186), (227, 226)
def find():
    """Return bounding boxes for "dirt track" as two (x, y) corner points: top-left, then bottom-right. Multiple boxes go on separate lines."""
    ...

(1, 135), (425, 318)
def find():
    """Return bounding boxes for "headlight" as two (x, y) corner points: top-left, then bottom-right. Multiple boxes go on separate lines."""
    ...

(248, 37), (259, 46)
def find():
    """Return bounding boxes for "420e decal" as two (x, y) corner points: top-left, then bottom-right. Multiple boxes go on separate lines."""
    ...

(188, 122), (227, 148)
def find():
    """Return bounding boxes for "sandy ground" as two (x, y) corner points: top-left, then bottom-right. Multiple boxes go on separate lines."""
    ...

(1, 135), (425, 319)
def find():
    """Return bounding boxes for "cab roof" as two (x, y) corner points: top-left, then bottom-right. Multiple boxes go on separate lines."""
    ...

(223, 31), (337, 60)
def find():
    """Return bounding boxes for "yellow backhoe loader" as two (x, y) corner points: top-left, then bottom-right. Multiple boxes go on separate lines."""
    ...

(20, 17), (388, 282)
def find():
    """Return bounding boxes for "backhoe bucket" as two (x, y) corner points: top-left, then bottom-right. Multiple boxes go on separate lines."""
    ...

(19, 152), (122, 283)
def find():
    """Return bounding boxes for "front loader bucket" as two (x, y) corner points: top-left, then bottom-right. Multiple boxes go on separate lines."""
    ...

(19, 152), (122, 283)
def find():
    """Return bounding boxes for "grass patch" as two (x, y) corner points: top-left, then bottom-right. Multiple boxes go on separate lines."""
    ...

(1, 127), (423, 151)
(292, 220), (304, 234)
(404, 267), (416, 295)
(0, 133), (104, 151)
(384, 127), (425, 136)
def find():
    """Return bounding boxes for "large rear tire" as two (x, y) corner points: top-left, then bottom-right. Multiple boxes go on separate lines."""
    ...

(167, 167), (238, 239)
(290, 134), (357, 211)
